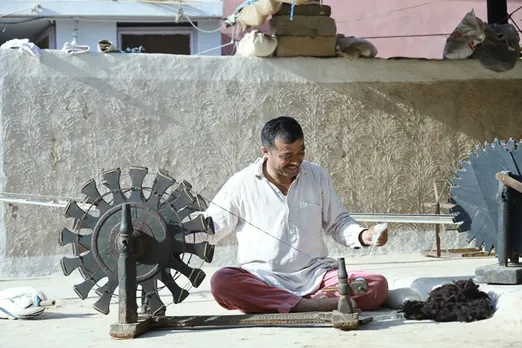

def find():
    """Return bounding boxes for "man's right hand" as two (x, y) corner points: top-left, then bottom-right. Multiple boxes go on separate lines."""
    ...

(360, 225), (388, 246)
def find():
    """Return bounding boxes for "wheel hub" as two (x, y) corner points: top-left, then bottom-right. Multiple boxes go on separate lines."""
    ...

(92, 203), (171, 282)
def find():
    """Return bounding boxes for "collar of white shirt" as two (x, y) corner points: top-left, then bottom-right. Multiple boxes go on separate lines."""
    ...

(252, 156), (308, 179)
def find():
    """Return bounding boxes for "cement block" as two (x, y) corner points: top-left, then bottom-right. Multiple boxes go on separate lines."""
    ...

(275, 3), (332, 17)
(475, 263), (522, 284)
(275, 35), (337, 57)
(269, 15), (336, 36)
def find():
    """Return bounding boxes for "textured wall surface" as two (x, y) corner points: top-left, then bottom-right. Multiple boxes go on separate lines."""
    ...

(0, 50), (521, 278)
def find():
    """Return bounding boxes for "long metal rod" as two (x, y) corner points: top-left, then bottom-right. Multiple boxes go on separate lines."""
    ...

(0, 196), (92, 210)
(0, 196), (70, 208)
(349, 213), (456, 225)
(0, 195), (458, 225)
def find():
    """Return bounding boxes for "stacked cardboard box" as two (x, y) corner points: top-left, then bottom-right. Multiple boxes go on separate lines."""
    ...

(270, 2), (337, 57)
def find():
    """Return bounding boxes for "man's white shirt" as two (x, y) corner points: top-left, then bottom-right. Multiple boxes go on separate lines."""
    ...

(186, 157), (367, 296)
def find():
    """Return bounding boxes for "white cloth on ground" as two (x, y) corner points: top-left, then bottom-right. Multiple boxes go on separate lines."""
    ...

(186, 157), (367, 296)
(0, 287), (48, 319)
(62, 42), (90, 54)
(0, 38), (42, 59)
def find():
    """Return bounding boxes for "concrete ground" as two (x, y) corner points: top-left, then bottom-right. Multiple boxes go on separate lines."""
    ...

(1, 253), (521, 348)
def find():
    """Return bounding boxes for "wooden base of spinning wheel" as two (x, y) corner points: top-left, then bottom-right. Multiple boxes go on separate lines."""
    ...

(109, 312), (373, 339)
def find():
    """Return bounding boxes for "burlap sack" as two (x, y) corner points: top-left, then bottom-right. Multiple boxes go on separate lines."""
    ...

(237, 0), (282, 28)
(236, 30), (278, 57)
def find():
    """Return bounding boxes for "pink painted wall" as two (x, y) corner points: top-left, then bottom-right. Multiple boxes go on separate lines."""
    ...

(221, 0), (522, 58)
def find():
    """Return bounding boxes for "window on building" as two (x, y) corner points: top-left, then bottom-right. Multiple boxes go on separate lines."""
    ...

(117, 24), (196, 54)
(33, 26), (56, 49)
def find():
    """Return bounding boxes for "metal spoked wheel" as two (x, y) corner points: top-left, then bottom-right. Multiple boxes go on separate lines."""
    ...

(59, 166), (215, 316)
(449, 138), (522, 254)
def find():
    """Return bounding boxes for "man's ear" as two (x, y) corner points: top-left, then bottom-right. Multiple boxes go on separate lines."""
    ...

(260, 146), (269, 157)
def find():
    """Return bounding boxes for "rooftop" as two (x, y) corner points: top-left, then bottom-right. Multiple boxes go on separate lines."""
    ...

(1, 254), (521, 348)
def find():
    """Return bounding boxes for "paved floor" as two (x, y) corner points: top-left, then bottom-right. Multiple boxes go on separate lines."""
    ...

(1, 253), (521, 348)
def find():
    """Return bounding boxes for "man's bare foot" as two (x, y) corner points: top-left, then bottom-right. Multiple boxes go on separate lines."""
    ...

(290, 297), (360, 313)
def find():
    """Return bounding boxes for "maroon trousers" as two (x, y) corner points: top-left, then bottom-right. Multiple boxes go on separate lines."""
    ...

(210, 267), (389, 314)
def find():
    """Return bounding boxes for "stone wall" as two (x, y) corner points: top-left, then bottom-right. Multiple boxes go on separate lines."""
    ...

(0, 49), (521, 277)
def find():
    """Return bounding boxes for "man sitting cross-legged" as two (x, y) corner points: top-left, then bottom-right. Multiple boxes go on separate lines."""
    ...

(186, 116), (389, 313)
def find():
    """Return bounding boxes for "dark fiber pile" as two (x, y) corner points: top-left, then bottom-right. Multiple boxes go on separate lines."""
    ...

(399, 279), (495, 322)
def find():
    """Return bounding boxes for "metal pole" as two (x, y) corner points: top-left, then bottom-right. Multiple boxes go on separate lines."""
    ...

(497, 172), (511, 267)
(432, 181), (442, 258)
(118, 203), (138, 324)
(336, 258), (355, 313)
(487, 0), (508, 24)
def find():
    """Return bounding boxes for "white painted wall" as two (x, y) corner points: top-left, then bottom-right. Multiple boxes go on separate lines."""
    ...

(55, 20), (117, 52)
(196, 21), (225, 56)
(54, 19), (222, 55)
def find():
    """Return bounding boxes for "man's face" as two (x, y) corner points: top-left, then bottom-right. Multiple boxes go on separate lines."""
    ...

(262, 137), (305, 178)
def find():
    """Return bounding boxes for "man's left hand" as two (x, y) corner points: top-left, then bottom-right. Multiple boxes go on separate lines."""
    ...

(360, 225), (388, 247)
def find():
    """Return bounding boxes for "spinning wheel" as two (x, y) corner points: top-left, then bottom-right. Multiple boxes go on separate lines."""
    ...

(449, 138), (522, 257)
(58, 166), (368, 338)
(449, 138), (522, 284)
(59, 166), (215, 316)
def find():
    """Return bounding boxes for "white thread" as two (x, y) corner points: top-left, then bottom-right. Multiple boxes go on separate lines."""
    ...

(367, 223), (387, 261)
(184, 13), (225, 33)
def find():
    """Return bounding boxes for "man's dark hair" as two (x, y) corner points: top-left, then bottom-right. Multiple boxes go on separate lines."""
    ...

(261, 116), (304, 150)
